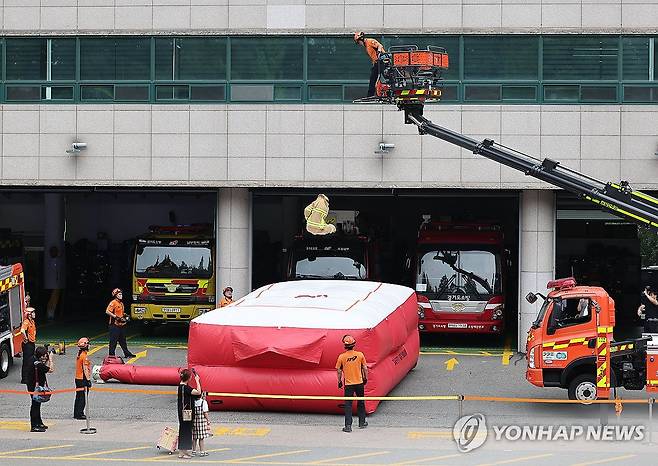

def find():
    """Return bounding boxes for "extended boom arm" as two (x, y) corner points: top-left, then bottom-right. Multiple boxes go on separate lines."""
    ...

(401, 103), (658, 231)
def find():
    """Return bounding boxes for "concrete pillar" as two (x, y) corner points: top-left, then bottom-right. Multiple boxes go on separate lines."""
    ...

(216, 188), (252, 302)
(518, 190), (556, 351)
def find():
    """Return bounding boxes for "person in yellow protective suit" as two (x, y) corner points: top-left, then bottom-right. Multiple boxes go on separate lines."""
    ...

(304, 194), (336, 235)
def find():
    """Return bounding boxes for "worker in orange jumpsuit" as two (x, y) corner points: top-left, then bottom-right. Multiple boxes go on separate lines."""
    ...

(335, 335), (368, 432)
(73, 337), (91, 420)
(106, 289), (135, 358)
(354, 32), (385, 97)
(20, 304), (37, 384)
(219, 287), (233, 308)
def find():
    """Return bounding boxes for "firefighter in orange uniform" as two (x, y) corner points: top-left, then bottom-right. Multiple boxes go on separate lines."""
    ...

(20, 304), (37, 384)
(219, 287), (233, 308)
(335, 335), (368, 432)
(106, 289), (135, 358)
(73, 337), (91, 419)
(354, 31), (385, 97)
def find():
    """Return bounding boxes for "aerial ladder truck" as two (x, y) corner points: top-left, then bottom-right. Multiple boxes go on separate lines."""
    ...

(359, 45), (658, 401)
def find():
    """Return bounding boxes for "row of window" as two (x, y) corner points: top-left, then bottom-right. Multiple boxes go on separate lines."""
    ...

(2, 35), (658, 104)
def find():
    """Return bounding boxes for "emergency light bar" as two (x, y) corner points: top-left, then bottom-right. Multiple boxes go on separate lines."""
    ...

(547, 277), (576, 290)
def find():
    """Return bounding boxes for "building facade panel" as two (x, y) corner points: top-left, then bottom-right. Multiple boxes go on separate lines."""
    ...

(1, 104), (657, 188)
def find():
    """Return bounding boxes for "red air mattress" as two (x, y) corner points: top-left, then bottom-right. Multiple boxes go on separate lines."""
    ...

(99, 364), (182, 385)
(188, 280), (419, 413)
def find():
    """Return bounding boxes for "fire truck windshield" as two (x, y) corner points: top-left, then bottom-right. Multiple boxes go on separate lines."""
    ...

(135, 246), (213, 279)
(293, 245), (366, 280)
(417, 247), (501, 300)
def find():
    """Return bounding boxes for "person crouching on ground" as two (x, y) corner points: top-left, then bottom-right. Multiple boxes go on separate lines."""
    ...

(178, 368), (202, 459)
(335, 335), (368, 432)
(74, 337), (92, 420)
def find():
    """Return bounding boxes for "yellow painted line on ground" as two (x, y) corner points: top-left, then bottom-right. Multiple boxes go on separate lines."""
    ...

(223, 449), (311, 463)
(0, 420), (31, 431)
(144, 344), (187, 349)
(69, 446), (152, 458)
(87, 345), (106, 356)
(393, 453), (461, 465)
(478, 453), (553, 466)
(145, 447), (232, 462)
(0, 455), (153, 463)
(571, 455), (637, 466)
(309, 451), (390, 464)
(0, 445), (74, 456)
(502, 337), (514, 366)
(66, 331), (109, 348)
(126, 349), (148, 364)
(213, 426), (271, 436)
(420, 351), (503, 357)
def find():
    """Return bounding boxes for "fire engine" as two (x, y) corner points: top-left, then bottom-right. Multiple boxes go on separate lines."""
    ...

(0, 263), (26, 379)
(286, 211), (377, 281)
(525, 277), (656, 401)
(131, 225), (216, 335)
(414, 220), (506, 334)
(359, 45), (658, 400)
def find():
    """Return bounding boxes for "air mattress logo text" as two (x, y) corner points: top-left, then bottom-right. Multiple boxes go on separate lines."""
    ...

(392, 348), (408, 365)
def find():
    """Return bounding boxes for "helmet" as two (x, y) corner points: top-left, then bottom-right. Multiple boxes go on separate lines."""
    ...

(223, 287), (233, 294)
(77, 337), (90, 348)
(112, 288), (122, 297)
(354, 31), (365, 43)
(342, 335), (356, 347)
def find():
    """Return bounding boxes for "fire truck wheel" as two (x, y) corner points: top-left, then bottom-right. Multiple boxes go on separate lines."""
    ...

(568, 374), (597, 402)
(0, 342), (12, 379)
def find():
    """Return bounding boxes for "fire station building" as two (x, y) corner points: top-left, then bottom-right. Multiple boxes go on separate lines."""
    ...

(0, 1), (657, 348)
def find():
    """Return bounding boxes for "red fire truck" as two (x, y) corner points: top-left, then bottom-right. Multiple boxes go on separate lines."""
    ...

(0, 263), (26, 379)
(413, 220), (506, 334)
(286, 211), (377, 282)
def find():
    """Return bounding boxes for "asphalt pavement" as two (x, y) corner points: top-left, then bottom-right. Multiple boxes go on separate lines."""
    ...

(1, 325), (657, 465)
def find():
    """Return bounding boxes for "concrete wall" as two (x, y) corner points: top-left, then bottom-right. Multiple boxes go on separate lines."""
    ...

(0, 1), (654, 33)
(2, 104), (657, 189)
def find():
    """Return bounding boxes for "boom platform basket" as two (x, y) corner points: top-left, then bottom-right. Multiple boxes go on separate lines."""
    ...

(354, 45), (449, 105)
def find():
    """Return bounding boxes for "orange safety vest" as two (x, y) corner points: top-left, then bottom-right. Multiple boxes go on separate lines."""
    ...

(75, 350), (91, 380)
(21, 318), (36, 343)
(219, 297), (233, 308)
(363, 38), (385, 64)
(107, 299), (126, 326)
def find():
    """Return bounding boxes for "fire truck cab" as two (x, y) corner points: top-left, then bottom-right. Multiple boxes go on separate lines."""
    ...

(0, 263), (25, 379)
(131, 225), (216, 335)
(413, 220), (506, 334)
(286, 210), (377, 282)
(526, 277), (657, 401)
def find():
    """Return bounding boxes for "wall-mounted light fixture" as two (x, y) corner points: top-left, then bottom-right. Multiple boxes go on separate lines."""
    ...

(375, 142), (395, 154)
(66, 142), (87, 154)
